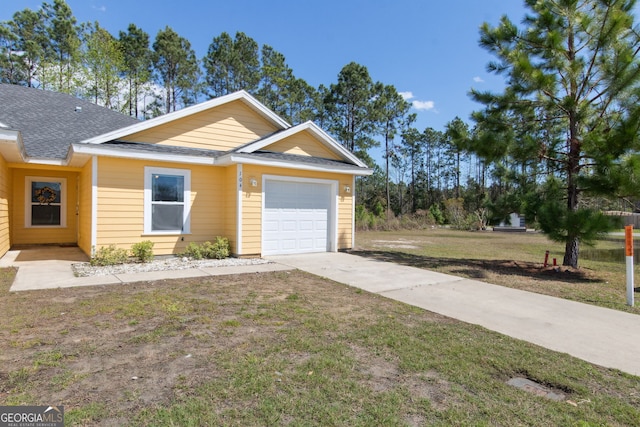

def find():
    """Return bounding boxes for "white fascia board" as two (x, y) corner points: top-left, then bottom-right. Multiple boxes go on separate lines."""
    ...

(237, 121), (368, 168)
(217, 153), (373, 176)
(0, 128), (20, 142)
(81, 91), (291, 145)
(71, 143), (216, 165)
(25, 157), (66, 166)
(0, 129), (28, 162)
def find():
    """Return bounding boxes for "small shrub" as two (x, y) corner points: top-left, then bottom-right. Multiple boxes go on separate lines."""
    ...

(429, 204), (445, 225)
(182, 242), (204, 260)
(131, 240), (154, 263)
(356, 205), (385, 231)
(181, 237), (230, 260)
(444, 198), (468, 229)
(210, 236), (230, 259)
(90, 245), (129, 266)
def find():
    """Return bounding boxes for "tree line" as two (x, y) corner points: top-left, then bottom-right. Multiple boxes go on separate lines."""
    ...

(0, 0), (471, 220)
(3, 0), (640, 267)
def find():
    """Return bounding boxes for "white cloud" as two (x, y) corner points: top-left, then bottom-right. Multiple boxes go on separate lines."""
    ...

(399, 91), (436, 112)
(93, 5), (107, 12)
(399, 91), (414, 100)
(473, 76), (485, 83)
(412, 100), (435, 111)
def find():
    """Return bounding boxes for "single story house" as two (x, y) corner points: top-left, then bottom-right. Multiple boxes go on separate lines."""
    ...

(0, 84), (372, 258)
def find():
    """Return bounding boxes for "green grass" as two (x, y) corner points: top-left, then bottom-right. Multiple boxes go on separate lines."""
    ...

(0, 263), (639, 425)
(355, 228), (640, 314)
(133, 292), (640, 426)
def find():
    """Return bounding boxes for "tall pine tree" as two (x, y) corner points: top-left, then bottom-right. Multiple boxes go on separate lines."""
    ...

(42, 0), (80, 93)
(202, 31), (260, 97)
(119, 24), (151, 118)
(324, 62), (379, 162)
(152, 26), (199, 114)
(472, 0), (640, 268)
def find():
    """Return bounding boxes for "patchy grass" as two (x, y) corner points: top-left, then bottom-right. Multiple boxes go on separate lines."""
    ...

(355, 229), (640, 314)
(0, 267), (638, 425)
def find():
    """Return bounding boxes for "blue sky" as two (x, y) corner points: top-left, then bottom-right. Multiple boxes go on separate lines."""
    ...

(2, 0), (529, 134)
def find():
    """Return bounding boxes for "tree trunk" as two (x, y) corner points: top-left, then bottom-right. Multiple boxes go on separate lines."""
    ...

(410, 149), (415, 213)
(455, 151), (460, 199)
(563, 236), (579, 268)
(385, 134), (390, 215)
(563, 134), (581, 268)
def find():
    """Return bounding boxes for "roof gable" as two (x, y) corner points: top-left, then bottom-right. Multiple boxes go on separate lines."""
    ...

(260, 130), (343, 160)
(82, 91), (290, 146)
(235, 121), (368, 168)
(122, 100), (281, 151)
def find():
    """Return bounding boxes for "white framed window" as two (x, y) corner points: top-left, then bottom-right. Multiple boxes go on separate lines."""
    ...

(144, 166), (191, 234)
(25, 176), (67, 228)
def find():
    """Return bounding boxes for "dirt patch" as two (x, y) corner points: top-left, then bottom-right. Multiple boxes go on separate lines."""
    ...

(0, 269), (459, 423)
(372, 239), (421, 250)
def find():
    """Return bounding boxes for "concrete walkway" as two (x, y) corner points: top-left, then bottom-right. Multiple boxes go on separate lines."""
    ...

(0, 247), (291, 291)
(269, 252), (640, 377)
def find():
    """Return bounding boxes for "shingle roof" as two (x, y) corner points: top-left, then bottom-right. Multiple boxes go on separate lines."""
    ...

(250, 150), (360, 170)
(76, 141), (365, 171)
(0, 84), (138, 159)
(100, 140), (225, 158)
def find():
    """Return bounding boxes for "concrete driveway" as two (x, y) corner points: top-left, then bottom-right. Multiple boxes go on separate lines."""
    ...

(269, 252), (640, 377)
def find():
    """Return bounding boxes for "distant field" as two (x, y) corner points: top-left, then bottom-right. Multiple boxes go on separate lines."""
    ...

(354, 228), (639, 314)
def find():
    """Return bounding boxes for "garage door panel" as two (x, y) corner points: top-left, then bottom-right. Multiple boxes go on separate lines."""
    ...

(282, 220), (297, 231)
(263, 220), (278, 232)
(282, 239), (297, 250)
(299, 220), (313, 231)
(263, 180), (332, 255)
(263, 240), (278, 251)
(299, 239), (314, 250)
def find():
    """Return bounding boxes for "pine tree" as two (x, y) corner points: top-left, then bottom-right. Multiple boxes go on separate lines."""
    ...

(119, 24), (152, 118)
(202, 31), (260, 97)
(152, 26), (199, 114)
(1, 8), (47, 86)
(324, 62), (379, 161)
(81, 22), (123, 109)
(374, 84), (412, 214)
(472, 0), (640, 268)
(42, 0), (81, 93)
(257, 44), (293, 118)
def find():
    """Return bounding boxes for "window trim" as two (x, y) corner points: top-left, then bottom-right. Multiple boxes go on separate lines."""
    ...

(144, 166), (191, 235)
(25, 176), (67, 228)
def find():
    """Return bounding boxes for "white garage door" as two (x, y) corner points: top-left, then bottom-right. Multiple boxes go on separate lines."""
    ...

(263, 180), (332, 255)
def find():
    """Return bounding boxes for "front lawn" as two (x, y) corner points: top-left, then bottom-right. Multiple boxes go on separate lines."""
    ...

(0, 267), (638, 425)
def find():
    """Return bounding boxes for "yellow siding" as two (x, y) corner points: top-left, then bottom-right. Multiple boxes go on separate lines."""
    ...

(77, 159), (93, 256)
(125, 101), (279, 151)
(11, 168), (78, 245)
(223, 165), (238, 254)
(0, 156), (11, 256)
(96, 157), (230, 256)
(265, 131), (342, 160)
(241, 165), (354, 256)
